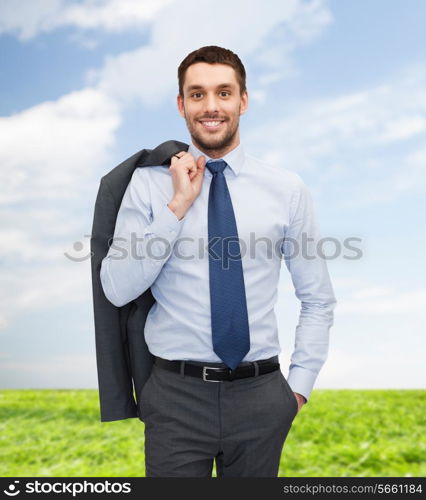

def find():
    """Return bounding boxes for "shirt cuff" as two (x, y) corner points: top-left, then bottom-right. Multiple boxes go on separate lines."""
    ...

(287, 365), (318, 403)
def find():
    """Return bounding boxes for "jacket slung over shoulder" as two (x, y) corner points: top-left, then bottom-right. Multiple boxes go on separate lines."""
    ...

(90, 140), (189, 422)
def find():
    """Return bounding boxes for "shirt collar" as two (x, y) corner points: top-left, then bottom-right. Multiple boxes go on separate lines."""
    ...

(187, 141), (245, 177)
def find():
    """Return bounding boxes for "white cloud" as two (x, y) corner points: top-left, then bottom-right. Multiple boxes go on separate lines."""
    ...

(0, 228), (64, 263)
(250, 67), (426, 170)
(0, 0), (331, 56)
(57, 0), (174, 31)
(89, 0), (332, 107)
(0, 0), (61, 41)
(378, 115), (426, 142)
(0, 0), (174, 40)
(391, 148), (426, 194)
(337, 287), (426, 315)
(245, 63), (426, 205)
(0, 87), (119, 330)
(0, 87), (120, 204)
(328, 278), (426, 315)
(351, 286), (392, 300)
(315, 347), (424, 389)
(0, 258), (92, 332)
(0, 353), (97, 388)
(277, 273), (425, 389)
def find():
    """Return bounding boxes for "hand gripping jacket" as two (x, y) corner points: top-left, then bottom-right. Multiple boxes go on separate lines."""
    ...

(90, 140), (189, 422)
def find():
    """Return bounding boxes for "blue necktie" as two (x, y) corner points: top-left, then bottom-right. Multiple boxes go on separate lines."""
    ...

(206, 159), (250, 370)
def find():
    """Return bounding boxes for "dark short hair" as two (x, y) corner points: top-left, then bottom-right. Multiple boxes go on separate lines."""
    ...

(178, 45), (247, 97)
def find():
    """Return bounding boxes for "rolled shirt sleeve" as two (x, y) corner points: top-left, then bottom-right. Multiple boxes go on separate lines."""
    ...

(282, 177), (337, 403)
(100, 169), (185, 307)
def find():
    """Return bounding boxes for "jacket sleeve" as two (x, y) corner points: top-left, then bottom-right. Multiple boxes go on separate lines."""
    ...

(90, 177), (138, 422)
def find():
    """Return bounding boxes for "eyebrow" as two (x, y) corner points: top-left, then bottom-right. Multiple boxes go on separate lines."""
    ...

(186, 83), (236, 92)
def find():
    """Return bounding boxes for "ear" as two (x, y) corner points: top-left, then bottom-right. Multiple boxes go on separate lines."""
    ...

(239, 90), (249, 116)
(177, 94), (185, 118)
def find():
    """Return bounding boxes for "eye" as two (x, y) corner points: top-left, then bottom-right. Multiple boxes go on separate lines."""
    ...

(220, 91), (231, 97)
(191, 92), (203, 99)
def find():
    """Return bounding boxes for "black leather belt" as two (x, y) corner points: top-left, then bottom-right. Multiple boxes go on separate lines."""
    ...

(154, 356), (280, 382)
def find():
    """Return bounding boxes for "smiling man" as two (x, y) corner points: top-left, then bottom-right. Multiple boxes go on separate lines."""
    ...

(100, 45), (337, 477)
(177, 61), (245, 157)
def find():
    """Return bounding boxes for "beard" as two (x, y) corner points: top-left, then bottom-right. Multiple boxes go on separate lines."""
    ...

(184, 107), (241, 155)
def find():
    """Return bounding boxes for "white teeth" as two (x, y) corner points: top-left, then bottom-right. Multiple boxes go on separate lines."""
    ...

(202, 121), (222, 127)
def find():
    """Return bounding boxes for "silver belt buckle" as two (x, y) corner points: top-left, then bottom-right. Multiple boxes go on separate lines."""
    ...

(202, 366), (225, 382)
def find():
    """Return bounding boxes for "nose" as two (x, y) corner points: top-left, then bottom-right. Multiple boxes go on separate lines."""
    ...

(203, 92), (220, 115)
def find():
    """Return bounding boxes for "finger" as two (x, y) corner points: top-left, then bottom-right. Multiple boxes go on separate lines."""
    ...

(171, 151), (187, 165)
(192, 155), (205, 176)
(190, 160), (198, 178)
(181, 154), (196, 178)
(197, 155), (206, 170)
(188, 165), (197, 181)
(192, 156), (206, 184)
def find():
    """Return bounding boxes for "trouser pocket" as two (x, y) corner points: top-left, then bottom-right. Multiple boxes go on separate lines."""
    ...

(279, 371), (298, 416)
(138, 368), (155, 421)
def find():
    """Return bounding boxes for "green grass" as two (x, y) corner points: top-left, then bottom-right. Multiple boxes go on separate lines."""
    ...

(0, 390), (424, 477)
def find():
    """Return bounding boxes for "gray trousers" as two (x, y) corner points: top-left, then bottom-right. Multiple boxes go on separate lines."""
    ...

(138, 355), (298, 477)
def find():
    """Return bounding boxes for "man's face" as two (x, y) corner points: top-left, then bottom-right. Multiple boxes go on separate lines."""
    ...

(177, 62), (248, 156)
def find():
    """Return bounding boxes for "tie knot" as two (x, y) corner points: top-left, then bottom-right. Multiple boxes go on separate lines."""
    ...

(206, 159), (227, 175)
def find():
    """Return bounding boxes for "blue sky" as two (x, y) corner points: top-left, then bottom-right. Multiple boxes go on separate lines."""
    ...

(0, 0), (425, 390)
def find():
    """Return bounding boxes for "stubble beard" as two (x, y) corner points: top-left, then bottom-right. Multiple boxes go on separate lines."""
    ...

(185, 108), (241, 156)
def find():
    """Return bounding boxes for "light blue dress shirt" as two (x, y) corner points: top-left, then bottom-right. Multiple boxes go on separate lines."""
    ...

(100, 141), (337, 402)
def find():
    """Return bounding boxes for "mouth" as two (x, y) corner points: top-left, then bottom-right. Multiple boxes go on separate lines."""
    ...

(199, 119), (225, 131)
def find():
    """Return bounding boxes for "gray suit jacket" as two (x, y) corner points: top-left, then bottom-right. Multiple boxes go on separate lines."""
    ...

(90, 140), (189, 422)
